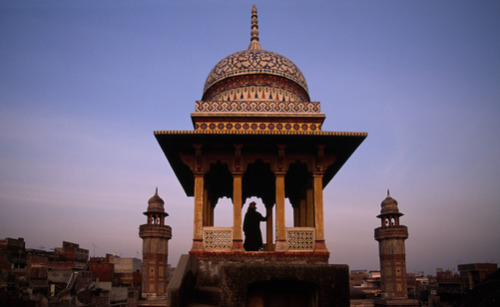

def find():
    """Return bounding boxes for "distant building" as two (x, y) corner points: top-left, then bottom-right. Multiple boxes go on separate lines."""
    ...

(457, 265), (500, 307)
(89, 256), (114, 282)
(374, 191), (418, 307)
(89, 254), (142, 288)
(1, 238), (140, 306)
(0, 237), (27, 270)
(433, 268), (462, 306)
(0, 237), (27, 294)
(458, 262), (498, 291)
(139, 188), (172, 301)
(27, 241), (89, 296)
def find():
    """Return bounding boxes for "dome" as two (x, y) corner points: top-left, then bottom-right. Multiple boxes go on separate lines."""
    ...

(201, 5), (309, 102)
(146, 188), (165, 214)
(203, 49), (308, 97)
(380, 190), (402, 216)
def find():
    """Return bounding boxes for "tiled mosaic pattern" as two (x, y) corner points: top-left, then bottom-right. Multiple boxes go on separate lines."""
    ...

(204, 79), (307, 103)
(193, 121), (322, 132)
(203, 50), (308, 94)
(195, 101), (321, 113)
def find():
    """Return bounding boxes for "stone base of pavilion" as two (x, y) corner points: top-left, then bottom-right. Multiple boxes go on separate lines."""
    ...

(167, 251), (350, 307)
(137, 298), (167, 307)
(374, 298), (419, 307)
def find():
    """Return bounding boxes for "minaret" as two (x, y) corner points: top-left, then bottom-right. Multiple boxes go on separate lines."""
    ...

(374, 190), (409, 300)
(139, 188), (172, 300)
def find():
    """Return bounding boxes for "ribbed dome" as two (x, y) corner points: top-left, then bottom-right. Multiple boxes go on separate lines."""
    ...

(147, 188), (165, 213)
(380, 191), (402, 216)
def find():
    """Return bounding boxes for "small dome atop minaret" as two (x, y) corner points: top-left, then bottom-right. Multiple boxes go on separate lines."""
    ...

(146, 188), (166, 214)
(379, 190), (403, 216)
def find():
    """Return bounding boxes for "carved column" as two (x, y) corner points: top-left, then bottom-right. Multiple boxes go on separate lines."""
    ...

(313, 173), (326, 251)
(299, 198), (307, 227)
(265, 205), (273, 251)
(306, 186), (315, 227)
(313, 145), (327, 251)
(230, 145), (244, 250)
(192, 173), (204, 251)
(203, 188), (210, 226)
(232, 172), (244, 250)
(275, 172), (286, 251)
(293, 201), (300, 227)
(274, 145), (287, 251)
(192, 145), (204, 251)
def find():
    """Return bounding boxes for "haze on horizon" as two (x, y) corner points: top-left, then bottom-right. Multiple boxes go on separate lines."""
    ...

(1, 1), (499, 275)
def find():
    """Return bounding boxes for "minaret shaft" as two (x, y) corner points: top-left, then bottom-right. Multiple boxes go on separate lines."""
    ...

(139, 189), (172, 300)
(374, 192), (409, 300)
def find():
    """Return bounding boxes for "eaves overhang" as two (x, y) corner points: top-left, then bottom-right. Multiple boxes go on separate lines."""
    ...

(154, 130), (367, 197)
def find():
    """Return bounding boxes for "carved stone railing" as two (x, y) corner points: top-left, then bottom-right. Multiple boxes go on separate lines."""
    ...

(203, 227), (233, 251)
(286, 227), (315, 251)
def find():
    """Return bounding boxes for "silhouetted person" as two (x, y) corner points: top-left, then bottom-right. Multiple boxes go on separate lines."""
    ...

(243, 202), (267, 251)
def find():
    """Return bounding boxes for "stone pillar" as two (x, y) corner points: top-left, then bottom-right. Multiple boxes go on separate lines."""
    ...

(266, 205), (273, 251)
(232, 173), (244, 250)
(275, 172), (287, 251)
(313, 173), (327, 251)
(306, 186), (315, 227)
(299, 198), (307, 227)
(293, 202), (300, 227)
(203, 188), (210, 226)
(209, 201), (214, 226)
(192, 173), (204, 251)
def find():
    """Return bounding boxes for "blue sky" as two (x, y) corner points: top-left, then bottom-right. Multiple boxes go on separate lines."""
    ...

(1, 1), (499, 275)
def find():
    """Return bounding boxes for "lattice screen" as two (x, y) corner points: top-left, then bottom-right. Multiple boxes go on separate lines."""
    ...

(286, 228), (315, 250)
(203, 227), (233, 250)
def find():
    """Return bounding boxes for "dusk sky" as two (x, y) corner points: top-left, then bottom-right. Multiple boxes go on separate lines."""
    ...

(1, 1), (499, 275)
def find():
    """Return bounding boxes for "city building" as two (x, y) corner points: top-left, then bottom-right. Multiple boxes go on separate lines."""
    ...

(156, 5), (366, 307)
(89, 253), (142, 288)
(1, 238), (141, 306)
(139, 188), (172, 301)
(374, 191), (418, 307)
(457, 264), (500, 307)
(457, 262), (498, 292)
(0, 237), (27, 270)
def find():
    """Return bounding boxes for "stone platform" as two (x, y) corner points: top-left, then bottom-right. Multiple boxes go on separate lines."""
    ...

(167, 252), (349, 307)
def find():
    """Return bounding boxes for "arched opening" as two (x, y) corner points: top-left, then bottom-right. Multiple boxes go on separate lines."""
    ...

(205, 161), (233, 227)
(247, 280), (318, 307)
(243, 159), (275, 206)
(242, 197), (268, 251)
(213, 197), (233, 227)
(243, 160), (275, 250)
(286, 161), (312, 227)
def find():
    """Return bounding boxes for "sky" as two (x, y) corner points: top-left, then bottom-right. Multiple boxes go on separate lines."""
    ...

(1, 1), (499, 275)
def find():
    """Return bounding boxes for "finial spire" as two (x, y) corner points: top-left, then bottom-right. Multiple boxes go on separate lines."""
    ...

(155, 187), (158, 196)
(248, 5), (262, 50)
(387, 189), (390, 197)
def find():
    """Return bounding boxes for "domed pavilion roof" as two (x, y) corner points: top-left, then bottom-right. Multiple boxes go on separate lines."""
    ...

(201, 5), (309, 102)
(203, 49), (308, 97)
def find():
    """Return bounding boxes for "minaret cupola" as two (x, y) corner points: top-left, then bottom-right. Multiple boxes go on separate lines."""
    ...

(377, 190), (403, 228)
(144, 188), (168, 226)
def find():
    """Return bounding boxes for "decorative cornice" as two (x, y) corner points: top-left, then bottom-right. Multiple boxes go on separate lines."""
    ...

(195, 100), (322, 114)
(154, 130), (368, 137)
